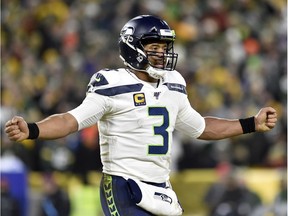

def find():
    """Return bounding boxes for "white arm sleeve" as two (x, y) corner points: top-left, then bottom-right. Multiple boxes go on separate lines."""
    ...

(68, 93), (109, 130)
(175, 98), (205, 138)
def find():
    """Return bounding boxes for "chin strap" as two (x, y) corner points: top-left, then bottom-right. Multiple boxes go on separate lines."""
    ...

(146, 66), (167, 79)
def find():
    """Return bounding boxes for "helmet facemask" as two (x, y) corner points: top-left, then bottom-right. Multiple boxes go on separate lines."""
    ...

(142, 40), (178, 72)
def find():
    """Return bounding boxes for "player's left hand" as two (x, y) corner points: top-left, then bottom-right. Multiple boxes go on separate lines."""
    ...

(255, 107), (277, 132)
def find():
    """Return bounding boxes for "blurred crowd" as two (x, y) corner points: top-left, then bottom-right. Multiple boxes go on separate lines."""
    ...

(1, 0), (287, 215)
(1, 0), (287, 173)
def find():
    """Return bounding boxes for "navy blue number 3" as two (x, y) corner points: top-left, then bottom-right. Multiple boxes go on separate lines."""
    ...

(148, 107), (169, 155)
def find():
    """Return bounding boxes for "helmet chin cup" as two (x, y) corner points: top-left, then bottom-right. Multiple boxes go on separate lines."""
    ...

(146, 66), (167, 79)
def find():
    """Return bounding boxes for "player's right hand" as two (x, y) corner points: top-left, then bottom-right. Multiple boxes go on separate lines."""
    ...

(5, 116), (29, 142)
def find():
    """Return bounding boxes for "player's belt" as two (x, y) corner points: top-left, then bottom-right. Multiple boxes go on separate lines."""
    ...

(141, 180), (166, 188)
(103, 173), (166, 188)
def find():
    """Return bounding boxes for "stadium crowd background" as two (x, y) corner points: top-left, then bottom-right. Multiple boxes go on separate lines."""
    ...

(1, 0), (287, 215)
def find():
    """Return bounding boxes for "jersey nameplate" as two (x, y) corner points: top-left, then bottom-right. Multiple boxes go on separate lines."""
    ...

(164, 83), (187, 94)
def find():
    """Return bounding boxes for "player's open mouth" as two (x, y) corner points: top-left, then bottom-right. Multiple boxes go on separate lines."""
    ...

(152, 60), (165, 68)
(151, 63), (164, 69)
(155, 63), (164, 67)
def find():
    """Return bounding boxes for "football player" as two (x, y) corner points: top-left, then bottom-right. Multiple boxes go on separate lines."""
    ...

(5, 15), (277, 216)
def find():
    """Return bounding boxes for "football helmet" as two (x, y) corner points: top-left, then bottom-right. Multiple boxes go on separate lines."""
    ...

(119, 15), (178, 79)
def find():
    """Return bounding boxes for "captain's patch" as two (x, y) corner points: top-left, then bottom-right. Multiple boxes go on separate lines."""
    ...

(133, 93), (146, 106)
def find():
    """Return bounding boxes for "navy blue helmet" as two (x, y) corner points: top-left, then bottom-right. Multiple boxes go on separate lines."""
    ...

(119, 15), (178, 77)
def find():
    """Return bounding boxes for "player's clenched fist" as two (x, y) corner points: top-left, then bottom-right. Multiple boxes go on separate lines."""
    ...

(5, 116), (29, 142)
(255, 107), (277, 132)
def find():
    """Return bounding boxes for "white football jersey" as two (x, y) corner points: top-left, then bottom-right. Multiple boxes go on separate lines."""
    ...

(68, 68), (205, 183)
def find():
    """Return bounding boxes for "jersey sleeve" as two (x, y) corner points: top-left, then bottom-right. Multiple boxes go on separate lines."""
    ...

(68, 93), (110, 130)
(175, 97), (205, 138)
(170, 70), (205, 138)
(68, 70), (112, 130)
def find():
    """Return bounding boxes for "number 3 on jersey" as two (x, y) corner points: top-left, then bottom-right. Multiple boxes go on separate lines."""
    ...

(148, 107), (169, 155)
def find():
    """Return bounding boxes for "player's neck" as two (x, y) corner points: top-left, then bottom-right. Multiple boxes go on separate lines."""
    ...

(132, 70), (159, 83)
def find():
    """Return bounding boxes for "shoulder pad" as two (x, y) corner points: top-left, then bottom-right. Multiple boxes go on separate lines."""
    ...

(86, 69), (124, 93)
(164, 70), (186, 86)
(162, 70), (187, 95)
(86, 70), (111, 93)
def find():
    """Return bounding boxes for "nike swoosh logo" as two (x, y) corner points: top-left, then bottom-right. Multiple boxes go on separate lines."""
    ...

(95, 77), (101, 82)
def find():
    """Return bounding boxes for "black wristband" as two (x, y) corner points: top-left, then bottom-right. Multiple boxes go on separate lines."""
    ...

(27, 123), (39, 139)
(239, 117), (255, 134)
